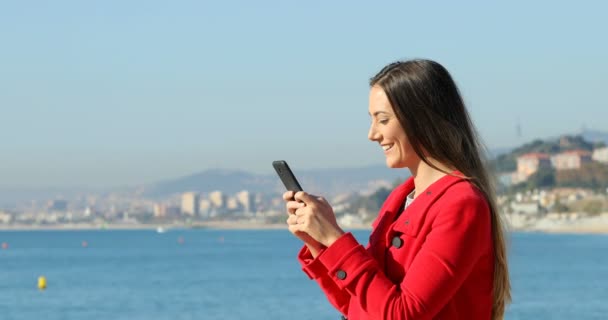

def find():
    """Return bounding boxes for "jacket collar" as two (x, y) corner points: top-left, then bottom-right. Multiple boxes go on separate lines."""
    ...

(383, 171), (468, 236)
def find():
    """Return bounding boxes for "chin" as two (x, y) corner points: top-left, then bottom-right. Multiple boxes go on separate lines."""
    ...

(385, 159), (400, 168)
(386, 157), (407, 169)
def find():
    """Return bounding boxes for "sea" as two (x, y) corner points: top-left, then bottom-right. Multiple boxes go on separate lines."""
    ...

(1, 229), (607, 320)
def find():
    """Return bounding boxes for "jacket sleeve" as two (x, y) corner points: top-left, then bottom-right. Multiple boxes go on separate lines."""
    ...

(298, 246), (351, 315)
(311, 195), (491, 320)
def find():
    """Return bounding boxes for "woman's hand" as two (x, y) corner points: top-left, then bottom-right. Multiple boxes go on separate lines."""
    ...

(284, 191), (345, 248)
(284, 191), (325, 256)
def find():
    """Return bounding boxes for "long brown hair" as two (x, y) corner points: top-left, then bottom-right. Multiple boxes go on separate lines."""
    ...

(370, 59), (511, 319)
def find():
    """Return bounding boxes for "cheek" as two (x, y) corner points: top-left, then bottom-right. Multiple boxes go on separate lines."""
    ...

(396, 134), (409, 151)
(403, 142), (414, 155)
(397, 138), (414, 159)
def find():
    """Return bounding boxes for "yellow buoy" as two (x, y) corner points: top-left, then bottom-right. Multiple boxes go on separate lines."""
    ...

(38, 276), (47, 290)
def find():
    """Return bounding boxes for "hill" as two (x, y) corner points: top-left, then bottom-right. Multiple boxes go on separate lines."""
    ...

(142, 165), (409, 198)
(491, 131), (608, 191)
(490, 134), (601, 173)
(581, 129), (608, 146)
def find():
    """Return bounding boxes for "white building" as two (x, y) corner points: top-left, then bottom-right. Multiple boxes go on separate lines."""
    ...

(208, 191), (226, 209)
(551, 150), (592, 170)
(153, 204), (167, 217)
(512, 153), (551, 184)
(0, 211), (12, 224)
(235, 190), (255, 213)
(511, 201), (542, 215)
(592, 147), (608, 163)
(181, 192), (200, 216)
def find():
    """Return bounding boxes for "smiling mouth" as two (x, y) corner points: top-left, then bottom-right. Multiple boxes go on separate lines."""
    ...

(382, 144), (394, 152)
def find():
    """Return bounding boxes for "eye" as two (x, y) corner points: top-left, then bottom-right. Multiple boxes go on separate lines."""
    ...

(379, 119), (389, 125)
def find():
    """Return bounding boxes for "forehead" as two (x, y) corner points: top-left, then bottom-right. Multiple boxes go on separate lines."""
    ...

(368, 86), (393, 114)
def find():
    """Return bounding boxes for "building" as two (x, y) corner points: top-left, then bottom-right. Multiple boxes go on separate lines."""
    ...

(0, 211), (12, 224)
(551, 150), (592, 170)
(235, 190), (255, 213)
(226, 197), (240, 211)
(513, 153), (551, 184)
(592, 146), (608, 163)
(208, 191), (226, 209)
(511, 201), (542, 215)
(199, 199), (212, 216)
(181, 192), (200, 216)
(153, 204), (167, 217)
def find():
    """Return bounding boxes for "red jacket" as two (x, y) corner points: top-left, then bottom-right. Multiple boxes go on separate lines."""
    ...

(298, 173), (494, 319)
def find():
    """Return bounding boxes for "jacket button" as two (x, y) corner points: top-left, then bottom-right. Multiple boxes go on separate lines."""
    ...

(405, 219), (410, 225)
(391, 236), (403, 248)
(336, 270), (347, 280)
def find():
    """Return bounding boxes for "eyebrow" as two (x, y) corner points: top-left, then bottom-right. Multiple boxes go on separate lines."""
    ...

(368, 111), (390, 116)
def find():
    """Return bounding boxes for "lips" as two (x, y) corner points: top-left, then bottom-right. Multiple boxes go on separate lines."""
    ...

(382, 144), (394, 152)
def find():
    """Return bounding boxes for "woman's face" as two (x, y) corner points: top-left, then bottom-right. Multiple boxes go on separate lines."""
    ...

(368, 86), (419, 169)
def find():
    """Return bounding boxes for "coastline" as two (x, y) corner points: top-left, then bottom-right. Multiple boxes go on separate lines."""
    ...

(0, 213), (608, 234)
(505, 213), (608, 235)
(0, 221), (289, 231)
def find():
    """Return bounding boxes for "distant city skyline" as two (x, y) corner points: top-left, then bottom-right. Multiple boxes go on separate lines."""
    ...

(1, 1), (607, 188)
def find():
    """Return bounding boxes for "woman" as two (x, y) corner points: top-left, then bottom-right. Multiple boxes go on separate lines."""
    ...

(283, 59), (511, 319)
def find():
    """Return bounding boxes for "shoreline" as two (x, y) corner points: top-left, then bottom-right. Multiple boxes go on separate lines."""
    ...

(0, 221), (607, 234)
(505, 213), (608, 235)
(0, 223), (372, 232)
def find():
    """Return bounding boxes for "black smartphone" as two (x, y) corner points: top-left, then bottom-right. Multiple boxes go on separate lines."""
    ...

(272, 160), (303, 193)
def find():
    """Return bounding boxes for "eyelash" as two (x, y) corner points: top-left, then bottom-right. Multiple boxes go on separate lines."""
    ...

(379, 119), (389, 125)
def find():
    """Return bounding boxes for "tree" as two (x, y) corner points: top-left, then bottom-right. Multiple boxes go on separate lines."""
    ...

(582, 200), (603, 216)
(553, 197), (570, 213)
(512, 167), (556, 191)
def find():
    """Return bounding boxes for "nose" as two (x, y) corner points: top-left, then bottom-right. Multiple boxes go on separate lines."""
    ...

(368, 123), (380, 142)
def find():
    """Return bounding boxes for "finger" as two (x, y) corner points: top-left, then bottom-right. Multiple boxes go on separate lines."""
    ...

(294, 205), (309, 217)
(286, 201), (304, 215)
(283, 191), (295, 201)
(288, 222), (304, 234)
(286, 201), (305, 211)
(286, 214), (298, 225)
(294, 191), (317, 205)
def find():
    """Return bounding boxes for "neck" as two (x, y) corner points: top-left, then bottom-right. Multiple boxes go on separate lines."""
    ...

(408, 158), (454, 198)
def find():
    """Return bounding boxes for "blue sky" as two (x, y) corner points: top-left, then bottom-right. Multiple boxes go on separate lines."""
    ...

(1, 1), (606, 188)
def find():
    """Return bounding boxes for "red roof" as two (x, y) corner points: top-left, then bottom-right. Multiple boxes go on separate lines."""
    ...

(518, 152), (550, 159)
(558, 149), (591, 156)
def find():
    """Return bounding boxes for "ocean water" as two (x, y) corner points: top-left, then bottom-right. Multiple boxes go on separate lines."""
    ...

(0, 229), (606, 320)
